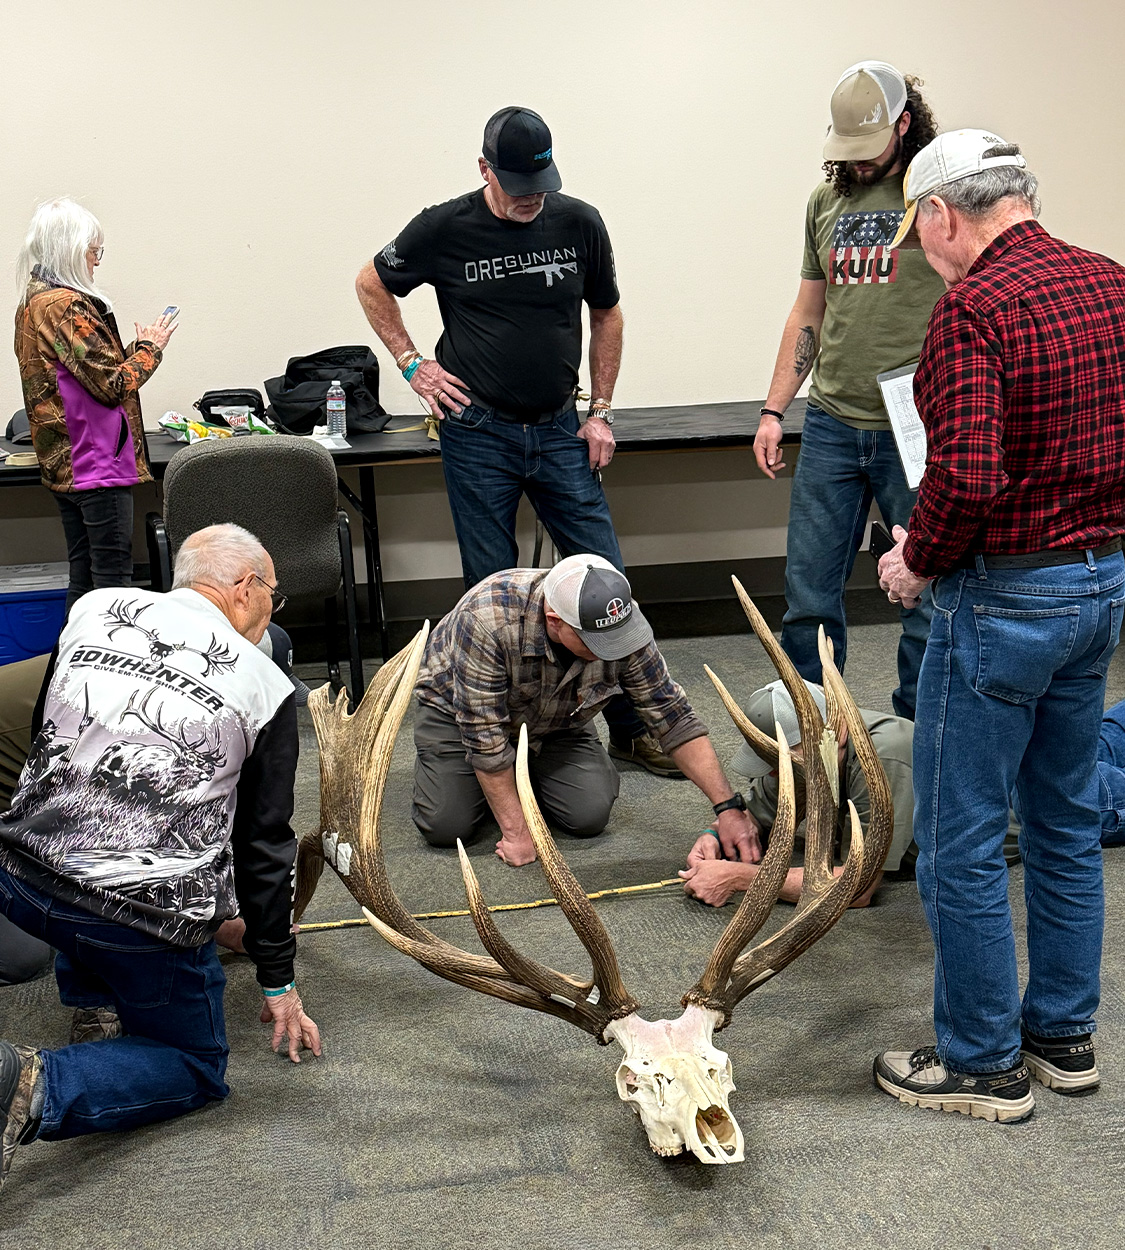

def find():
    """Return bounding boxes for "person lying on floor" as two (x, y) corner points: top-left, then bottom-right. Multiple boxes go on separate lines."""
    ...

(679, 678), (916, 907)
(411, 555), (758, 866)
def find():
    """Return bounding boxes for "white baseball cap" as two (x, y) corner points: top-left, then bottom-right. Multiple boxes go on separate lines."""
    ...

(889, 128), (1027, 249)
(823, 61), (908, 162)
(541, 554), (653, 662)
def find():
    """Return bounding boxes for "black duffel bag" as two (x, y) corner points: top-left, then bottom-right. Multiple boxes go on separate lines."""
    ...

(264, 346), (389, 435)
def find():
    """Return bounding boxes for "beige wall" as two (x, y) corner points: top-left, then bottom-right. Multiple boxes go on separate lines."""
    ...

(2, 0), (1122, 578)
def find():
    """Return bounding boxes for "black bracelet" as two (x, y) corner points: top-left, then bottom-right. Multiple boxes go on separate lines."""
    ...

(760, 407), (786, 422)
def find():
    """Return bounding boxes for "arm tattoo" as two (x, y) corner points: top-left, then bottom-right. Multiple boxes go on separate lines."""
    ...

(793, 325), (816, 378)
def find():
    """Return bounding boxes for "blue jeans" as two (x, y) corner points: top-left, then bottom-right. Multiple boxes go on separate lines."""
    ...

(440, 402), (644, 741)
(54, 486), (135, 616)
(782, 404), (933, 719)
(0, 866), (229, 1138)
(1097, 700), (1125, 845)
(913, 551), (1125, 1073)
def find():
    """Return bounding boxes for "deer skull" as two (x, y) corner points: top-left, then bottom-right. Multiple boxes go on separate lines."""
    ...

(605, 1006), (742, 1163)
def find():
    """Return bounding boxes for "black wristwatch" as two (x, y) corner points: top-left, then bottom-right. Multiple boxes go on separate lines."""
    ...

(712, 792), (747, 817)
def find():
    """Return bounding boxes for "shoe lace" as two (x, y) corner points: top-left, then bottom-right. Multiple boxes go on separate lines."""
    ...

(909, 1046), (941, 1071)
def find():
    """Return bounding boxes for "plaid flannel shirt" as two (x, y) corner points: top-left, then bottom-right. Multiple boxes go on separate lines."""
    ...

(905, 221), (1125, 578)
(415, 569), (707, 773)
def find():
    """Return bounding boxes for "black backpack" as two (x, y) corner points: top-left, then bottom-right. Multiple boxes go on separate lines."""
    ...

(264, 346), (389, 435)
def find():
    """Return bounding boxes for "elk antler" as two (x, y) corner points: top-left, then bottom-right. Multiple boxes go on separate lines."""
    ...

(301, 626), (637, 1038)
(681, 578), (893, 1027)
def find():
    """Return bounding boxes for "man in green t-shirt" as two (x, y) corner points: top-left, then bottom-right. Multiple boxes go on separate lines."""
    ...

(753, 61), (946, 719)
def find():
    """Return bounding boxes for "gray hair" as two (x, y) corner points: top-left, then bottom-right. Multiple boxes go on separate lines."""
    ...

(921, 144), (1041, 219)
(16, 198), (112, 309)
(172, 523), (269, 591)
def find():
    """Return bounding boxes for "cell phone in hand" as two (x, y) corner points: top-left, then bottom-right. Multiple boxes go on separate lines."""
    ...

(869, 521), (896, 563)
(162, 305), (180, 324)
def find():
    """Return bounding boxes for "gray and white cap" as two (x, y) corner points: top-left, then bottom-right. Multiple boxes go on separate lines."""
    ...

(731, 678), (828, 779)
(542, 554), (653, 662)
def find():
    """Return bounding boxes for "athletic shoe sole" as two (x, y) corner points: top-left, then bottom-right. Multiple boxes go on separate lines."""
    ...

(873, 1066), (1036, 1123)
(1022, 1050), (1100, 1096)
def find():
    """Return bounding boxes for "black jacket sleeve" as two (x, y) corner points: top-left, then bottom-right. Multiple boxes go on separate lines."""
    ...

(231, 694), (299, 988)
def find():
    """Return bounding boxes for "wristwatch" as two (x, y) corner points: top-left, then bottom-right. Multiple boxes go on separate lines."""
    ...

(712, 792), (747, 817)
(589, 401), (614, 426)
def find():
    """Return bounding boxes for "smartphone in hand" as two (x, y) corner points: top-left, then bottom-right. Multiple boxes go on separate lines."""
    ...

(162, 305), (180, 324)
(869, 521), (896, 564)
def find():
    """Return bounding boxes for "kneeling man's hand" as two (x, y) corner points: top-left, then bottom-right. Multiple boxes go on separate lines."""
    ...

(679, 860), (748, 908)
(260, 986), (323, 1063)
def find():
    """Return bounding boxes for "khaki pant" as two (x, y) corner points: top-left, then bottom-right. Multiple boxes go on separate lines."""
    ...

(0, 653), (50, 812)
(411, 703), (620, 847)
(0, 653), (54, 983)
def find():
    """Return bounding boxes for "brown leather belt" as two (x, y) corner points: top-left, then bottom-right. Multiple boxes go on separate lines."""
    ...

(957, 537), (1123, 570)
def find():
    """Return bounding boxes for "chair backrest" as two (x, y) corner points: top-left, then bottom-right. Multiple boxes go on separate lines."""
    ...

(163, 437), (342, 600)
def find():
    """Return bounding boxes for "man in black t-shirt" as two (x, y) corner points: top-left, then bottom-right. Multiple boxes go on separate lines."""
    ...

(356, 106), (679, 777)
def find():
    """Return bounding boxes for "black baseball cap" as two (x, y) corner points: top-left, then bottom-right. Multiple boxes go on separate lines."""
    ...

(482, 107), (562, 196)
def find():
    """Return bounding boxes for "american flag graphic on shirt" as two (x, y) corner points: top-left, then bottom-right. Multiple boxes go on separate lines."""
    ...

(829, 210), (906, 285)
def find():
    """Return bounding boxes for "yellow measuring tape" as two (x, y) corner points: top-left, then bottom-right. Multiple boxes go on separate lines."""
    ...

(298, 876), (683, 931)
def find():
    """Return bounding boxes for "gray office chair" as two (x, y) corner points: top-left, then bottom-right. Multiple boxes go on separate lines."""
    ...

(146, 436), (364, 704)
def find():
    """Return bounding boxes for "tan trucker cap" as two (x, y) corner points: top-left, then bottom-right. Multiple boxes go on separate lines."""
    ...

(888, 129), (1027, 249)
(824, 61), (908, 162)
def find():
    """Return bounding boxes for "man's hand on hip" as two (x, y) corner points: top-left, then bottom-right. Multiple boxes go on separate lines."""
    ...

(259, 986), (322, 1063)
(578, 415), (616, 471)
(878, 525), (931, 610)
(412, 360), (470, 419)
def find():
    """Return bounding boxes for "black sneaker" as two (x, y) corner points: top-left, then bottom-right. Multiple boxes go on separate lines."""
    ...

(0, 1042), (43, 1187)
(1021, 1029), (1099, 1096)
(874, 1045), (1035, 1123)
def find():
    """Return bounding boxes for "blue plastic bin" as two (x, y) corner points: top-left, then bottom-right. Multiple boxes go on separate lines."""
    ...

(0, 563), (68, 664)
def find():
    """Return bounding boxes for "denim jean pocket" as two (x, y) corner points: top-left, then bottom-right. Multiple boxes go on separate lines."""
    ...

(1087, 596), (1125, 677)
(74, 933), (176, 1009)
(972, 604), (1080, 703)
(442, 403), (491, 430)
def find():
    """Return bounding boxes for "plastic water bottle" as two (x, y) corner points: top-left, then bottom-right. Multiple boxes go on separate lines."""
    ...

(326, 380), (347, 438)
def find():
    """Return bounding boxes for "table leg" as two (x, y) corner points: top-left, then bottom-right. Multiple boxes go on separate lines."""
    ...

(357, 466), (390, 661)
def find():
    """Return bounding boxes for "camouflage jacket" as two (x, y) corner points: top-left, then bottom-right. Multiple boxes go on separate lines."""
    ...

(14, 272), (159, 492)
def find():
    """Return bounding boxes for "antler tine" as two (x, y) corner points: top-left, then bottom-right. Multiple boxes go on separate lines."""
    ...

(454, 841), (620, 1037)
(720, 800), (866, 1013)
(363, 909), (623, 1034)
(730, 577), (837, 903)
(310, 628), (509, 979)
(819, 634), (847, 744)
(683, 722), (800, 1015)
(292, 830), (325, 923)
(703, 664), (799, 777)
(817, 626), (893, 897)
(514, 725), (638, 1020)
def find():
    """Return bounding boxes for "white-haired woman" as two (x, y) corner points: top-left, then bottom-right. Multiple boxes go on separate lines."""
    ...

(14, 198), (177, 613)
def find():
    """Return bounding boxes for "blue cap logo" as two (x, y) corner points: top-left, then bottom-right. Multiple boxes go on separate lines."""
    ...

(533, 147), (552, 161)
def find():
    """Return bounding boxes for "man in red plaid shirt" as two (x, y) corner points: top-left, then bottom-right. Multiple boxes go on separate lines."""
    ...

(874, 129), (1125, 1123)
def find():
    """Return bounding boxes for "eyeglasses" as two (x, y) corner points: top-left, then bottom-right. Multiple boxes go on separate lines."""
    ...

(249, 572), (287, 614)
(88, 245), (104, 262)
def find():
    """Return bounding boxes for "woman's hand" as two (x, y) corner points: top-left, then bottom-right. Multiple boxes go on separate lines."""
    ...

(135, 310), (178, 351)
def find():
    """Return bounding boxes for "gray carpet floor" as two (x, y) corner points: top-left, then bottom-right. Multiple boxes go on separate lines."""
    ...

(3, 609), (1124, 1249)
